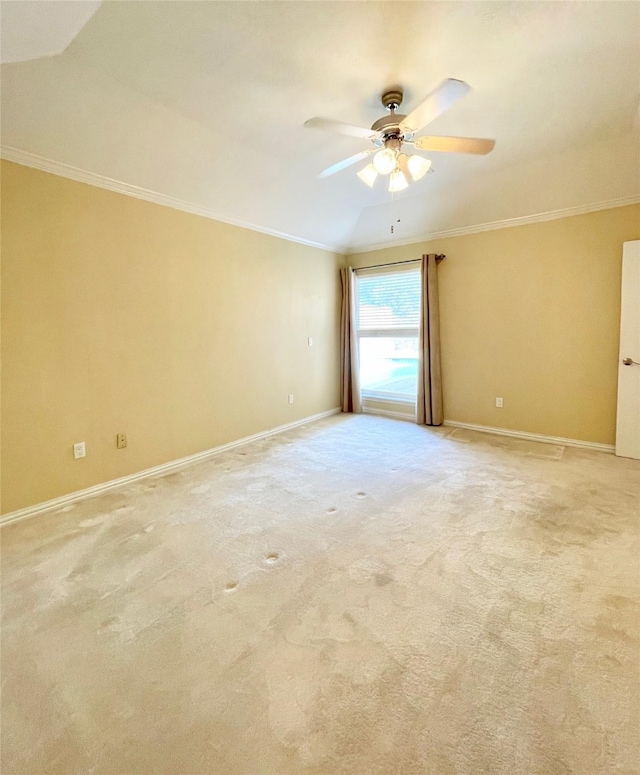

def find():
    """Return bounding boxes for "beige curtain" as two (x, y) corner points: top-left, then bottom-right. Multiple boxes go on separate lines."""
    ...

(417, 254), (443, 425)
(340, 267), (362, 413)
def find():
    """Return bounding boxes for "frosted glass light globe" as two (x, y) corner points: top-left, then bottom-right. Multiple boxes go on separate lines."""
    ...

(407, 155), (432, 181)
(357, 164), (378, 187)
(373, 148), (397, 175)
(388, 169), (408, 192)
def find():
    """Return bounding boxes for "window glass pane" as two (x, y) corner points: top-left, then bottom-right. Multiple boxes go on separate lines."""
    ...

(359, 337), (418, 398)
(356, 269), (421, 329)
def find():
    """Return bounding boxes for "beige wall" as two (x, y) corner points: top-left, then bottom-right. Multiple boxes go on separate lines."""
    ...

(2, 159), (637, 513)
(1, 161), (341, 513)
(349, 205), (640, 446)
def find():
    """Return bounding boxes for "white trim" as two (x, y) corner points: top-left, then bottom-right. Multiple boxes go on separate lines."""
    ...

(362, 390), (416, 404)
(362, 406), (415, 422)
(442, 420), (615, 454)
(0, 147), (346, 255)
(5, 147), (638, 259)
(0, 408), (341, 527)
(345, 196), (640, 255)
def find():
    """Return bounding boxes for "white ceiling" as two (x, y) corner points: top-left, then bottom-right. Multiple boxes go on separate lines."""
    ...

(0, 1), (101, 64)
(1, 1), (639, 253)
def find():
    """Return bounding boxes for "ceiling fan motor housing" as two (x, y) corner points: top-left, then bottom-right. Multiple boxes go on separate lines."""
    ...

(371, 115), (406, 135)
(371, 89), (407, 138)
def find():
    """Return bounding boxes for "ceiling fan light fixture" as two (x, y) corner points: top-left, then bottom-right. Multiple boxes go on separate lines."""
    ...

(373, 147), (397, 175)
(357, 163), (378, 187)
(407, 154), (432, 181)
(388, 169), (408, 192)
(306, 78), (495, 193)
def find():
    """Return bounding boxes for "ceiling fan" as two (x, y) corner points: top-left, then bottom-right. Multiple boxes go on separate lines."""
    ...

(304, 79), (495, 192)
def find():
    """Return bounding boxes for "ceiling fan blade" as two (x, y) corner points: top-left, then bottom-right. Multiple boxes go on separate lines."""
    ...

(400, 79), (471, 134)
(318, 149), (374, 178)
(304, 117), (378, 140)
(413, 135), (496, 155)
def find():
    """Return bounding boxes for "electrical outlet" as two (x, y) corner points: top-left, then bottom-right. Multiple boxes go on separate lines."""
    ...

(73, 441), (86, 459)
(116, 433), (127, 449)
(288, 394), (294, 404)
(495, 397), (504, 408)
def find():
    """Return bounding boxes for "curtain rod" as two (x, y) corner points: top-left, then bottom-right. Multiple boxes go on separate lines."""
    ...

(354, 255), (446, 271)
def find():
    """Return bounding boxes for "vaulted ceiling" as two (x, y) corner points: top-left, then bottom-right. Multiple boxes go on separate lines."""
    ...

(2, 1), (639, 253)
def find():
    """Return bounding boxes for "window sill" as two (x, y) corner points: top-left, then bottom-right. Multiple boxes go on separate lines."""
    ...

(361, 391), (416, 405)
(362, 395), (416, 421)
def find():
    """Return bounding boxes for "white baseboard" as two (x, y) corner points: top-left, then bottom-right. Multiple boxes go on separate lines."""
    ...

(0, 408), (341, 528)
(443, 420), (615, 454)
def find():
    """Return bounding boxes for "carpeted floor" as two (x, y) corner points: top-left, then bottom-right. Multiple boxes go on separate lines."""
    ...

(2, 414), (639, 774)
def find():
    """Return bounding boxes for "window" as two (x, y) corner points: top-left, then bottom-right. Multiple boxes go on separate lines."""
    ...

(355, 264), (421, 403)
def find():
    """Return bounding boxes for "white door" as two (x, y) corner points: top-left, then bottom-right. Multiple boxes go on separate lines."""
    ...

(615, 240), (640, 459)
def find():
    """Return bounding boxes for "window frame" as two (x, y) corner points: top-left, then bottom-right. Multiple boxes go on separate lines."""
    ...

(354, 263), (421, 405)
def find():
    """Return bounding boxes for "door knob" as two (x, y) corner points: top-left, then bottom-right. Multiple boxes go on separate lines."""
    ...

(622, 357), (640, 366)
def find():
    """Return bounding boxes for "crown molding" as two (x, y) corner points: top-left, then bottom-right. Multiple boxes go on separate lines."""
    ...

(0, 146), (347, 255)
(3, 145), (637, 258)
(345, 195), (640, 255)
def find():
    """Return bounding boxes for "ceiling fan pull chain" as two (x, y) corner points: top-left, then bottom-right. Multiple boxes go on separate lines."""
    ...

(391, 191), (402, 234)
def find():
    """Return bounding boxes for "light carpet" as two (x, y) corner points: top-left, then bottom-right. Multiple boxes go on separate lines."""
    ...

(1, 414), (639, 774)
